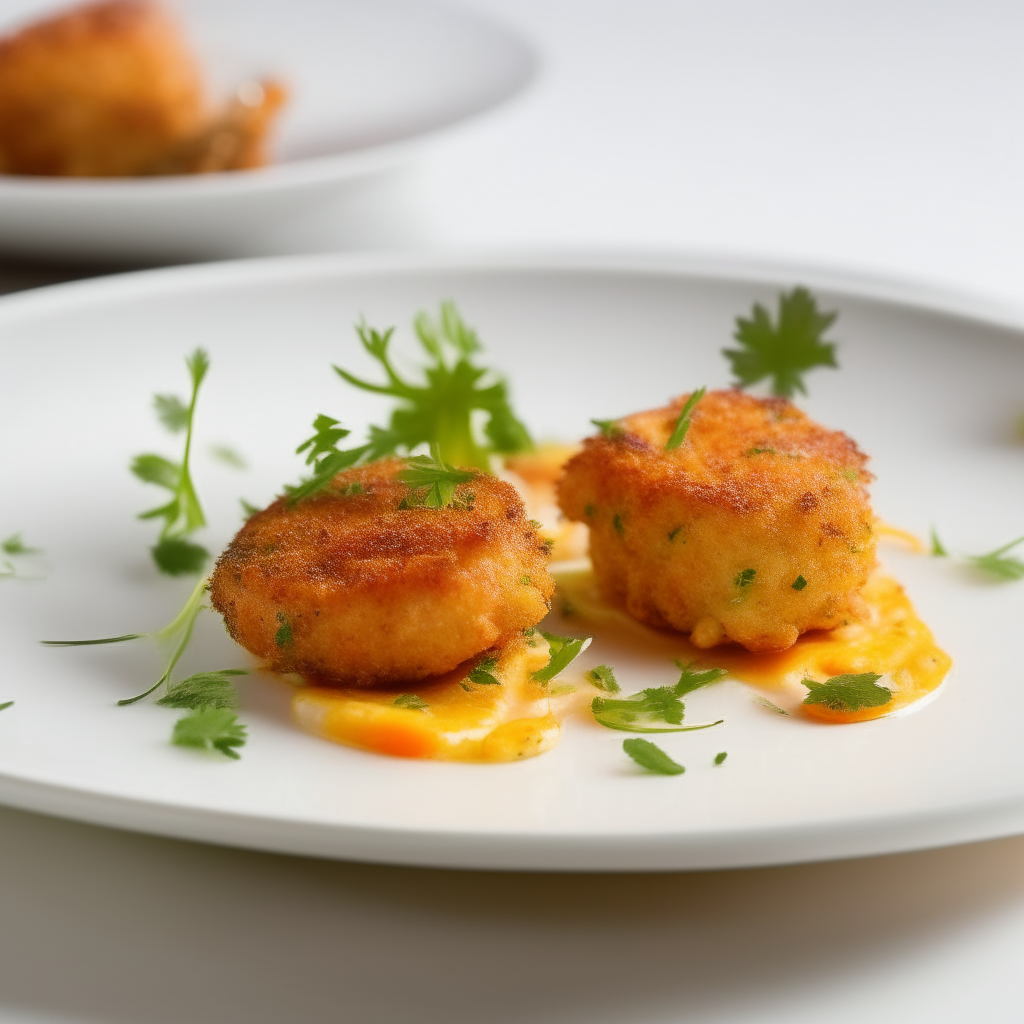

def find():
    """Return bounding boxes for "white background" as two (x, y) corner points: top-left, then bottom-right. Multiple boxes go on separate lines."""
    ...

(4, 1), (1024, 1021)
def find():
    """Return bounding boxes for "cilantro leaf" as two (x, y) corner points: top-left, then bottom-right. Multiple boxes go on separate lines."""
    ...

(533, 631), (592, 684)
(133, 349), (210, 574)
(393, 693), (430, 710)
(333, 303), (532, 471)
(593, 661), (726, 732)
(792, 574), (808, 591)
(157, 669), (245, 711)
(151, 537), (209, 576)
(622, 738), (685, 775)
(968, 534), (1024, 581)
(586, 664), (620, 692)
(665, 387), (706, 450)
(673, 661), (729, 696)
(724, 287), (838, 397)
(801, 672), (892, 712)
(398, 447), (476, 509)
(591, 419), (624, 439)
(171, 708), (247, 759)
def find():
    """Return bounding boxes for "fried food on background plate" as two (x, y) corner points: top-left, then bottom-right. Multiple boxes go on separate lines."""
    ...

(0, 0), (286, 177)
(210, 459), (555, 688)
(558, 388), (876, 653)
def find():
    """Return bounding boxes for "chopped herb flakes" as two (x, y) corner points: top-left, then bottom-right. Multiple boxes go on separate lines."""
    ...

(586, 664), (620, 693)
(665, 387), (706, 450)
(613, 514), (625, 536)
(667, 527), (682, 542)
(591, 418), (624, 438)
(394, 694), (430, 711)
(274, 616), (294, 649)
(714, 751), (728, 766)
(533, 632), (592, 684)
(791, 574), (807, 591)
(592, 661), (726, 733)
(623, 738), (685, 776)
(734, 568), (756, 587)
(744, 447), (777, 456)
(0, 701), (12, 712)
(723, 287), (838, 398)
(930, 527), (948, 557)
(801, 672), (892, 712)
(468, 656), (502, 686)
(753, 695), (790, 716)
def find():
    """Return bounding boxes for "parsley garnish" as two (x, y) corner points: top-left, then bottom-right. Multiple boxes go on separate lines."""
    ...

(591, 418), (624, 438)
(592, 661), (726, 733)
(0, 701), (13, 712)
(791, 574), (807, 591)
(665, 387), (706, 450)
(131, 349), (210, 576)
(930, 527), (948, 557)
(172, 708), (247, 759)
(533, 631), (592, 684)
(398, 447), (476, 509)
(724, 287), (838, 397)
(734, 568), (756, 587)
(468, 655), (501, 686)
(586, 664), (620, 693)
(623, 738), (685, 776)
(801, 672), (892, 712)
(714, 751), (728, 766)
(394, 694), (429, 711)
(157, 669), (246, 711)
(968, 534), (1024, 581)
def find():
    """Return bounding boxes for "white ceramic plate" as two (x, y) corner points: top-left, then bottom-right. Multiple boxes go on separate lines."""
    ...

(0, 0), (534, 261)
(2, 252), (1024, 872)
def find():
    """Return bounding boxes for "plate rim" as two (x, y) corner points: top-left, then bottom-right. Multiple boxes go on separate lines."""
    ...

(2, 248), (1022, 872)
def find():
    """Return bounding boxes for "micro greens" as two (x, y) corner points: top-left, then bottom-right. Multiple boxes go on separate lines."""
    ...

(665, 387), (706, 450)
(801, 672), (892, 713)
(468, 655), (501, 687)
(968, 534), (1024, 581)
(533, 631), (592, 685)
(622, 738), (685, 776)
(723, 287), (838, 397)
(586, 664), (620, 693)
(131, 349), (210, 576)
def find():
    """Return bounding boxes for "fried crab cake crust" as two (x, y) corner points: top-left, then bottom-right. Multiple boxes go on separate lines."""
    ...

(558, 389), (876, 653)
(210, 460), (555, 687)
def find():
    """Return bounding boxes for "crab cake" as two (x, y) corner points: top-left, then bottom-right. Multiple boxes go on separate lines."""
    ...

(558, 389), (875, 653)
(210, 460), (554, 687)
(0, 1), (205, 177)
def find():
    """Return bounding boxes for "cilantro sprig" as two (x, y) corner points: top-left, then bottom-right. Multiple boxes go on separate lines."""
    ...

(801, 672), (892, 713)
(591, 661), (727, 733)
(724, 287), (838, 398)
(131, 349), (210, 575)
(533, 631), (592, 685)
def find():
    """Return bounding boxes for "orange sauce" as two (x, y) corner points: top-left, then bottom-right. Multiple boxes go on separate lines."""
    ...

(291, 638), (564, 761)
(554, 567), (951, 724)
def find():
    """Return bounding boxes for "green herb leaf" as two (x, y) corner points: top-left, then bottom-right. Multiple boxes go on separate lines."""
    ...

(801, 672), (892, 712)
(393, 693), (429, 711)
(154, 394), (189, 433)
(734, 568), (756, 587)
(930, 527), (948, 557)
(171, 708), (247, 759)
(209, 444), (247, 469)
(0, 701), (13, 712)
(533, 631), (592, 684)
(240, 498), (261, 518)
(714, 751), (728, 766)
(622, 738), (685, 776)
(157, 670), (245, 711)
(586, 664), (620, 693)
(398, 447), (476, 509)
(673, 660), (729, 697)
(753, 695), (790, 715)
(591, 418), (624, 439)
(665, 387), (706, 450)
(1, 533), (40, 556)
(275, 616), (293, 649)
(968, 534), (1024, 581)
(151, 537), (209, 576)
(468, 655), (501, 686)
(592, 661), (727, 732)
(792, 574), (808, 591)
(723, 287), (838, 398)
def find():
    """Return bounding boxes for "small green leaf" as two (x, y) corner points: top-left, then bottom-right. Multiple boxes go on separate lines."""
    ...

(393, 694), (429, 711)
(1, 533), (40, 556)
(399, 448), (476, 509)
(801, 672), (892, 712)
(967, 534), (1024, 581)
(275, 616), (293, 649)
(612, 514), (625, 536)
(929, 527), (948, 557)
(753, 695), (790, 715)
(673, 661), (729, 697)
(665, 386), (706, 450)
(172, 708), (247, 759)
(209, 444), (247, 469)
(240, 498), (261, 518)
(792, 574), (807, 591)
(734, 568), (756, 587)
(131, 453), (180, 490)
(591, 418), (624, 438)
(714, 751), (728, 766)
(468, 656), (502, 686)
(157, 670), (245, 711)
(154, 394), (189, 433)
(586, 664), (620, 693)
(151, 537), (209, 577)
(623, 738), (685, 776)
(534, 632), (592, 684)
(0, 701), (13, 712)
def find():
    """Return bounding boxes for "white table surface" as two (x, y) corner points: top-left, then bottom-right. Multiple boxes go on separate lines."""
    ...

(5, 2), (1024, 1021)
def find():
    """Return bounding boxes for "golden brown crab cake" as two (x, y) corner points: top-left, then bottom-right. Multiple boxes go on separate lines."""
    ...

(210, 459), (554, 687)
(557, 389), (875, 653)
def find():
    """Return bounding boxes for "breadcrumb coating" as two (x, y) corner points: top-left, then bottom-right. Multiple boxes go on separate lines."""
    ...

(210, 460), (554, 687)
(557, 389), (875, 653)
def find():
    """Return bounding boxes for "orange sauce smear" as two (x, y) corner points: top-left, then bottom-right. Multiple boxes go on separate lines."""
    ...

(554, 568), (951, 724)
(291, 638), (562, 762)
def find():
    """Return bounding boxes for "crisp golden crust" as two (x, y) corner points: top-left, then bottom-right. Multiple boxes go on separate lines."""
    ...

(557, 389), (876, 652)
(0, 0), (286, 177)
(210, 460), (555, 687)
